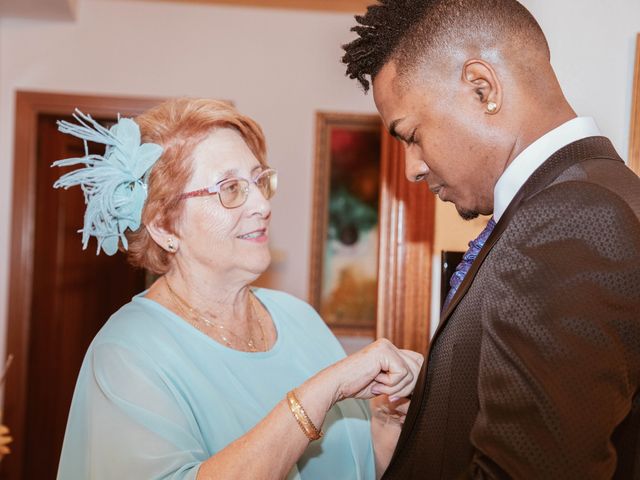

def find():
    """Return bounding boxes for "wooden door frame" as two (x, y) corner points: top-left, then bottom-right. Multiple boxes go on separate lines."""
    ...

(377, 131), (435, 354)
(629, 33), (640, 175)
(3, 91), (165, 480)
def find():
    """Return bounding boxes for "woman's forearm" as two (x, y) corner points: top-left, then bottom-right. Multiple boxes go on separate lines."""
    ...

(196, 339), (421, 479)
(196, 369), (336, 480)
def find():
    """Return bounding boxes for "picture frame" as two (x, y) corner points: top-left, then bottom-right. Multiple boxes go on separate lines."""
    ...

(630, 33), (640, 175)
(309, 112), (382, 337)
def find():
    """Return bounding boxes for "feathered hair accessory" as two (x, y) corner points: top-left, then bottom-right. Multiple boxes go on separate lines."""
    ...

(52, 109), (163, 255)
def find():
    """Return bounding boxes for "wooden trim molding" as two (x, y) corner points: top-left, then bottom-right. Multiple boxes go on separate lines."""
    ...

(376, 131), (435, 353)
(309, 112), (381, 337)
(4, 91), (165, 480)
(144, 0), (371, 13)
(629, 34), (640, 175)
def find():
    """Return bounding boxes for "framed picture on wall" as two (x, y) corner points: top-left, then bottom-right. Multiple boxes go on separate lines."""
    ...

(630, 33), (640, 175)
(309, 112), (382, 336)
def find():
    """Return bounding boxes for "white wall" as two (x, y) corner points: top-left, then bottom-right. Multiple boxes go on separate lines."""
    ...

(524, 0), (640, 155)
(1, 0), (639, 354)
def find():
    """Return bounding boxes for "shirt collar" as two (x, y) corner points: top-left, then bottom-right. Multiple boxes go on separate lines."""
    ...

(493, 117), (601, 221)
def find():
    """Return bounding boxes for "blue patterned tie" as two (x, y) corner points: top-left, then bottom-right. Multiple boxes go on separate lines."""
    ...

(443, 217), (496, 311)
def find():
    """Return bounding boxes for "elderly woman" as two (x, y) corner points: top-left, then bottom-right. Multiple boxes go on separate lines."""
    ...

(55, 98), (421, 480)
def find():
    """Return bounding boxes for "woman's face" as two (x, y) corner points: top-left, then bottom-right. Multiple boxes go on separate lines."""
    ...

(175, 127), (272, 283)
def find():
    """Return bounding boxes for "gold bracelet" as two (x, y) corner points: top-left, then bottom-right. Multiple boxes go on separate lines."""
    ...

(286, 390), (323, 441)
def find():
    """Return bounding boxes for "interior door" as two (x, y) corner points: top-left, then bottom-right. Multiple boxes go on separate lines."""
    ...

(21, 114), (147, 479)
(3, 92), (164, 480)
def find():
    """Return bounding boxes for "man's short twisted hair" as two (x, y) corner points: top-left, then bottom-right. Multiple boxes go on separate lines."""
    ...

(341, 0), (427, 92)
(342, 0), (549, 92)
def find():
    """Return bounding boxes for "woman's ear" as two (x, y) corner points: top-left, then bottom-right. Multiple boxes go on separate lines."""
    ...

(146, 220), (179, 253)
(462, 59), (503, 115)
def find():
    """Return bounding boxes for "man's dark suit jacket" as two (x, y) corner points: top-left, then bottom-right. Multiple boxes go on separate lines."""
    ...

(383, 137), (640, 479)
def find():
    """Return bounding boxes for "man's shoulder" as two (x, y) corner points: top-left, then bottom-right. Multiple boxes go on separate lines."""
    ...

(496, 177), (640, 271)
(521, 154), (640, 223)
(518, 179), (639, 233)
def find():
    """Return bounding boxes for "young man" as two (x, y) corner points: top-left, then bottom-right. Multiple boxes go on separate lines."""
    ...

(343, 1), (640, 477)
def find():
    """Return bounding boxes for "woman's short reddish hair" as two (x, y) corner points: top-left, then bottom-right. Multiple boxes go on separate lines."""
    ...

(125, 98), (267, 274)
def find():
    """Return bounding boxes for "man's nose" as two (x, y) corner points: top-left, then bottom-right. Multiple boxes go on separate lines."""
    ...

(404, 147), (429, 182)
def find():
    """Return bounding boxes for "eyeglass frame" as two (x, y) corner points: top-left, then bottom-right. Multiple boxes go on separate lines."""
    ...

(178, 167), (278, 209)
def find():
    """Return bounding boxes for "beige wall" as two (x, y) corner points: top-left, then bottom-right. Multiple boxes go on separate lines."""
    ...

(0, 0), (374, 336)
(1, 0), (640, 352)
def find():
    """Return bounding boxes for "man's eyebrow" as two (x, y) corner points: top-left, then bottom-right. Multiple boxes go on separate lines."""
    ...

(389, 118), (406, 141)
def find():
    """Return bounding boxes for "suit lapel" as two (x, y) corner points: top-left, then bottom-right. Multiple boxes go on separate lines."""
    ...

(431, 136), (621, 345)
(384, 137), (621, 476)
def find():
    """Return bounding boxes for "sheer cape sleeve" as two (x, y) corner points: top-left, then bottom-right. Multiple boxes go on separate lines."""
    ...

(58, 341), (206, 480)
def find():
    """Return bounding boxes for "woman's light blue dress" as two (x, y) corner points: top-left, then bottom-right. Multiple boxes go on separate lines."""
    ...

(57, 288), (374, 479)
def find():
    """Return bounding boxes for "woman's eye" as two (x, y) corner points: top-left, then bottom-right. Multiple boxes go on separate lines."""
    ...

(408, 129), (418, 145)
(221, 181), (240, 194)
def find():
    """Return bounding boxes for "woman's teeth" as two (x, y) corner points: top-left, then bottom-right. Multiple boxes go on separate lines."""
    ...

(239, 231), (262, 239)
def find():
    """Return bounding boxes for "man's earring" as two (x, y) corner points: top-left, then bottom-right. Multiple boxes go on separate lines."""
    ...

(486, 101), (498, 114)
(167, 238), (176, 252)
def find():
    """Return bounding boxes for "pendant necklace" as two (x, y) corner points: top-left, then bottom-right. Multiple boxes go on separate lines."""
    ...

(164, 277), (266, 352)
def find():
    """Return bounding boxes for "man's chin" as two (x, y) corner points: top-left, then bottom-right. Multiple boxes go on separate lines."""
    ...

(455, 206), (480, 221)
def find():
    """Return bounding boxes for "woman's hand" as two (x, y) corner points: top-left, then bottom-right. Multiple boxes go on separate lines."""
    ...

(322, 339), (423, 404)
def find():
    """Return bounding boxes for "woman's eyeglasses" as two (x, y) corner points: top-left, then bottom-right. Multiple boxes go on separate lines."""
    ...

(179, 168), (278, 209)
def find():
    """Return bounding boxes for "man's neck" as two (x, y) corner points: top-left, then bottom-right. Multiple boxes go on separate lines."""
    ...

(504, 104), (577, 174)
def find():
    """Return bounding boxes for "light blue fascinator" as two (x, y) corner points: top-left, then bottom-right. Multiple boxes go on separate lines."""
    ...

(52, 110), (163, 255)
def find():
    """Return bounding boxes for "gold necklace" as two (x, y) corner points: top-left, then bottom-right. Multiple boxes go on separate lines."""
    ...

(164, 277), (266, 352)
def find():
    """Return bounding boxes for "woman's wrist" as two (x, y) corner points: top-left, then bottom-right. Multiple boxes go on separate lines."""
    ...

(290, 369), (341, 440)
(286, 390), (323, 441)
(300, 367), (342, 410)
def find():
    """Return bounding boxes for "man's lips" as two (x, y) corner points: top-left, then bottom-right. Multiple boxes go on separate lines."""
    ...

(429, 185), (447, 201)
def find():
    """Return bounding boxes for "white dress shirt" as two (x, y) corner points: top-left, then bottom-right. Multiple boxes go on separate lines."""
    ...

(493, 117), (601, 221)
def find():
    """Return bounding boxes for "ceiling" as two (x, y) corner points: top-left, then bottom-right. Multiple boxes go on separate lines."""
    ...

(0, 0), (372, 20)
(140, 0), (373, 13)
(0, 0), (77, 20)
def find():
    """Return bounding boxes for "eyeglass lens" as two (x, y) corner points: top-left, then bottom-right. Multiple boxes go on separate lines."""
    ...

(218, 170), (277, 208)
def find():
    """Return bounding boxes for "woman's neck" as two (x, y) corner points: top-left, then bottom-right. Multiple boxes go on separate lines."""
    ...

(160, 262), (255, 327)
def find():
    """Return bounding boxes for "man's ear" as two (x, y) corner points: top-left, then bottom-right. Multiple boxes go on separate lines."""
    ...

(462, 59), (503, 115)
(146, 220), (179, 253)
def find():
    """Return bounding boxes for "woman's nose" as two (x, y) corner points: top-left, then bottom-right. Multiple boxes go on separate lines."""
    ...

(246, 182), (271, 217)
